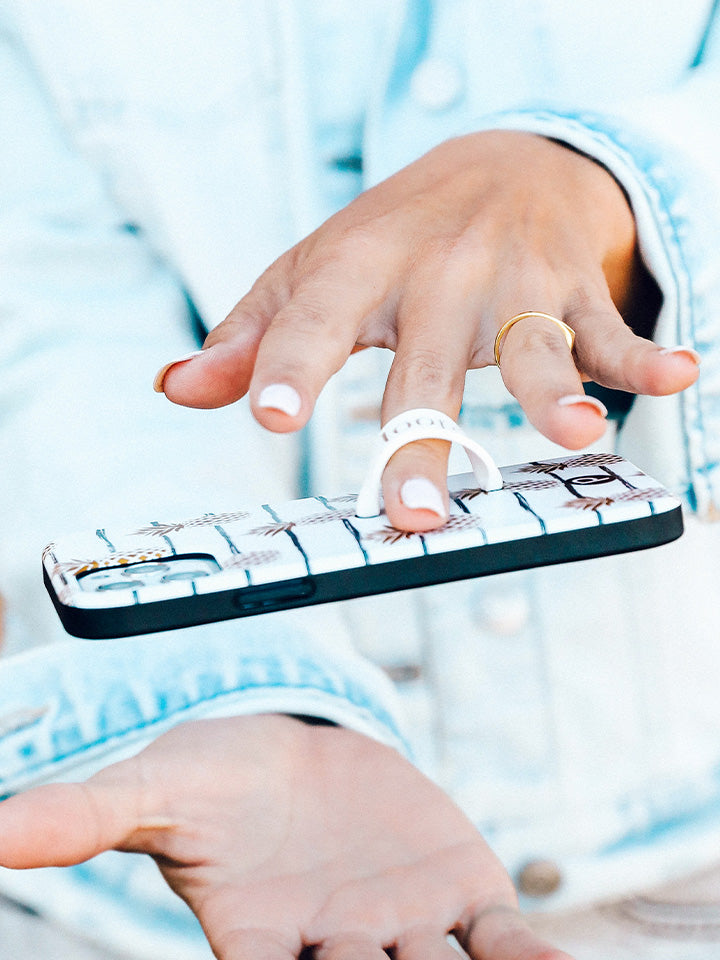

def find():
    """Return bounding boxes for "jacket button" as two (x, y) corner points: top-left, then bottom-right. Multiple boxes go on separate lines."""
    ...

(516, 859), (563, 897)
(410, 59), (464, 111)
(383, 663), (423, 683)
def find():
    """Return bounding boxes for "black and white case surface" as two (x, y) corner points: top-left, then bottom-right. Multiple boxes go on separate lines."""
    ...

(43, 453), (683, 639)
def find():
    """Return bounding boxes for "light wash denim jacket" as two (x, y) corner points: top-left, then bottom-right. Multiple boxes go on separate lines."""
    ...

(2, 2), (720, 956)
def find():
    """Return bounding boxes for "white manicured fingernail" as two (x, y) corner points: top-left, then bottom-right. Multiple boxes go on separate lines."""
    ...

(400, 477), (447, 518)
(257, 384), (302, 417)
(153, 350), (205, 392)
(659, 345), (701, 364)
(557, 394), (608, 417)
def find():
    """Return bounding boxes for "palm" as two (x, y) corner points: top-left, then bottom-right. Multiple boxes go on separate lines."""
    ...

(0, 715), (572, 960)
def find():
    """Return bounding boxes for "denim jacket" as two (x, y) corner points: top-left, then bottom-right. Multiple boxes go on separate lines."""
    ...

(2, 2), (720, 955)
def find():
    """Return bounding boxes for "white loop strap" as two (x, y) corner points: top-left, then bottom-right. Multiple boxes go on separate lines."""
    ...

(354, 408), (503, 518)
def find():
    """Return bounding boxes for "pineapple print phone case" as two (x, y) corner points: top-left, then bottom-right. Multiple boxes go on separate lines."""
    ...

(43, 410), (683, 639)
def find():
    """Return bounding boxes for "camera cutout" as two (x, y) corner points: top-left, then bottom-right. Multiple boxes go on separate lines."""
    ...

(77, 555), (221, 592)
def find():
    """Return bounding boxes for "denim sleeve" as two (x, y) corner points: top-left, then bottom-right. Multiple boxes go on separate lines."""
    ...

(0, 612), (409, 799)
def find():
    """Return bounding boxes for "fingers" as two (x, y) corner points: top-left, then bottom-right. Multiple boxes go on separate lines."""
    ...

(210, 929), (298, 960)
(0, 778), (139, 868)
(312, 923), (572, 960)
(314, 934), (391, 960)
(220, 933), (457, 960)
(395, 928), (468, 960)
(495, 309), (608, 451)
(567, 293), (700, 396)
(156, 277), (281, 408)
(457, 905), (576, 960)
(496, 284), (700, 452)
(247, 271), (386, 433)
(214, 927), (571, 960)
(378, 283), (475, 532)
(379, 269), (700, 534)
(157, 244), (395, 428)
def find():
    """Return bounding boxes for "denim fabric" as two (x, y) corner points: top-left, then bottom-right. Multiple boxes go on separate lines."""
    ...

(2, 0), (720, 952)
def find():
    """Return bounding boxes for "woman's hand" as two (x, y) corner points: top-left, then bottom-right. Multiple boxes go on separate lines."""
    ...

(156, 131), (699, 530)
(0, 714), (573, 960)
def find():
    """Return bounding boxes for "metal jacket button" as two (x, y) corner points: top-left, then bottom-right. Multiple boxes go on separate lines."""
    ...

(516, 859), (563, 897)
(383, 663), (423, 683)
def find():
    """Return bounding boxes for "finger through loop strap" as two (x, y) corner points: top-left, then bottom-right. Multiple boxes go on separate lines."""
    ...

(354, 408), (503, 518)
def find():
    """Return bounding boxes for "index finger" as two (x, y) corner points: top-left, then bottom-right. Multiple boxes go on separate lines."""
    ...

(379, 287), (477, 532)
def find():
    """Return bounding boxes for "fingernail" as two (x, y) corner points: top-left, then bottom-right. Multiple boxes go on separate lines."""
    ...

(659, 345), (701, 365)
(257, 384), (302, 417)
(400, 477), (447, 519)
(557, 394), (608, 417)
(153, 351), (205, 393)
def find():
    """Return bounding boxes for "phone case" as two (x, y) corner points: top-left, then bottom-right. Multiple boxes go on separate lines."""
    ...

(43, 452), (683, 640)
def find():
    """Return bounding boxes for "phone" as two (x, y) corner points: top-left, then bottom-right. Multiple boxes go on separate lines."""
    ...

(43, 452), (683, 639)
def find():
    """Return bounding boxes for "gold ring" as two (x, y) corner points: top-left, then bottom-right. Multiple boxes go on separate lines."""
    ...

(494, 312), (575, 366)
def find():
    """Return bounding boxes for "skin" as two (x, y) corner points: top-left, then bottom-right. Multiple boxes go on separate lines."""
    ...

(0, 715), (574, 960)
(157, 131), (699, 530)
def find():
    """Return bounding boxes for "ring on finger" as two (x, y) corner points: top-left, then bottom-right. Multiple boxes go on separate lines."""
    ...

(494, 312), (575, 366)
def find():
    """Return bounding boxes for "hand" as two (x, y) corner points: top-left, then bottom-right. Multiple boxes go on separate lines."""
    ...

(0, 714), (572, 960)
(156, 131), (699, 530)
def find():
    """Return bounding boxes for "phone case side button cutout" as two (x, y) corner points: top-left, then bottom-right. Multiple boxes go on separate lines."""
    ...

(232, 577), (316, 612)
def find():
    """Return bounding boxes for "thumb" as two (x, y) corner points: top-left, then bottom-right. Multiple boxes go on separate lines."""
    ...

(0, 769), (149, 868)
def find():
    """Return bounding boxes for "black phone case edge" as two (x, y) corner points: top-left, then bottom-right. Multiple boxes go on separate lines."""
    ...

(44, 504), (684, 640)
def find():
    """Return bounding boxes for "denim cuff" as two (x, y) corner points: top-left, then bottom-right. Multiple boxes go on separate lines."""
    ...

(0, 614), (408, 798)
